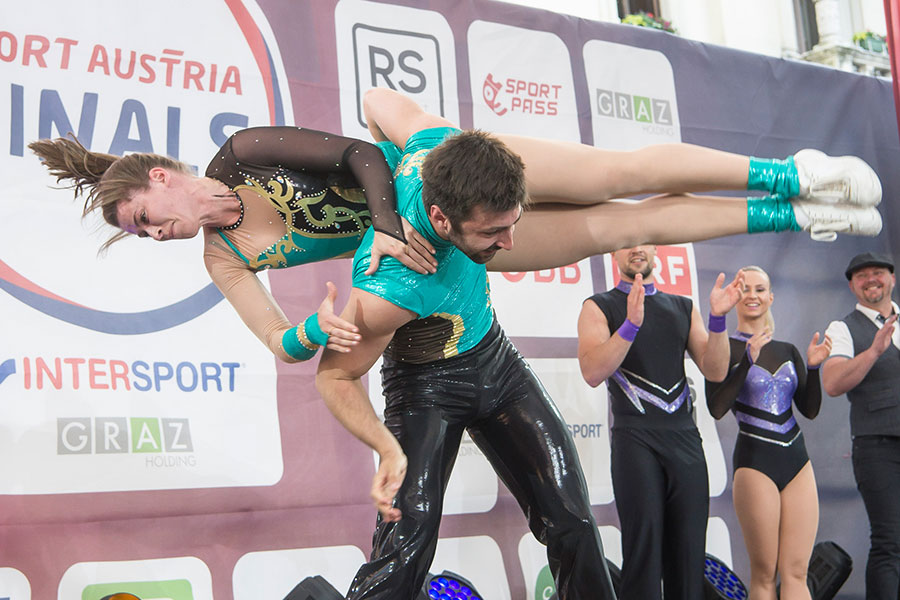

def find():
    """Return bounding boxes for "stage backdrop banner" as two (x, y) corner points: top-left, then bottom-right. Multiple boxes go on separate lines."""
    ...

(0, 0), (896, 598)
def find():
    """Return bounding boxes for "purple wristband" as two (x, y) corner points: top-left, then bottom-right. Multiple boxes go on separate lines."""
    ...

(708, 313), (727, 333)
(617, 319), (640, 342)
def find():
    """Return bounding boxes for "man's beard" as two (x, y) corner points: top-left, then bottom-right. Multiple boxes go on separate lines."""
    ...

(622, 262), (653, 280)
(447, 229), (500, 264)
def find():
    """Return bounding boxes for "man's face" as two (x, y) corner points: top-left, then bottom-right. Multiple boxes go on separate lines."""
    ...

(849, 266), (895, 308)
(447, 204), (522, 264)
(613, 245), (657, 281)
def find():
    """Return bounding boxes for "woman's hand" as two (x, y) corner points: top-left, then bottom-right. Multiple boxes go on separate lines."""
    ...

(709, 271), (744, 317)
(316, 282), (361, 352)
(367, 218), (437, 275)
(745, 328), (772, 363)
(807, 332), (833, 367)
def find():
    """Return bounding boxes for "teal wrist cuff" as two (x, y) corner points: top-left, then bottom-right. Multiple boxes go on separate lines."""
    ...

(304, 313), (330, 347)
(281, 327), (318, 361)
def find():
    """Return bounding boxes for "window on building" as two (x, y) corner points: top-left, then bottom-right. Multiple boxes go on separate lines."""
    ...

(618, 0), (661, 18)
(794, 0), (820, 51)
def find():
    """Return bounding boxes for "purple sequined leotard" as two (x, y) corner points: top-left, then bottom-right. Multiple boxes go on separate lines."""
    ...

(706, 333), (822, 490)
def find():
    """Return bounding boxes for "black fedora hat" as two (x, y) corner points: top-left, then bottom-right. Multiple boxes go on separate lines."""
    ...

(845, 252), (895, 280)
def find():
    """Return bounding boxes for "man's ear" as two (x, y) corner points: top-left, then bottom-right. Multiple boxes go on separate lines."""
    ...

(429, 204), (452, 237)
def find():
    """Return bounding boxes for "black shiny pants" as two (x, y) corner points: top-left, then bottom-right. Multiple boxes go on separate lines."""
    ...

(611, 427), (709, 600)
(346, 321), (616, 600)
(853, 435), (900, 600)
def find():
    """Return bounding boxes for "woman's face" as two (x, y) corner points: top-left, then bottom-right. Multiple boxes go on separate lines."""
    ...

(737, 270), (773, 321)
(115, 168), (201, 241)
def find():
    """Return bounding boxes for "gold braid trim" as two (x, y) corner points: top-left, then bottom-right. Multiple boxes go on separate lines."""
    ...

(296, 323), (319, 351)
(434, 312), (466, 359)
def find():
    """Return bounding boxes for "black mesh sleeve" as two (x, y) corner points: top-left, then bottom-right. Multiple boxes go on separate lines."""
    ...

(229, 126), (405, 242)
(791, 344), (822, 419)
(705, 339), (750, 419)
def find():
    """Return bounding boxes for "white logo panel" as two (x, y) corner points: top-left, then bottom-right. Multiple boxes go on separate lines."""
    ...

(518, 525), (621, 598)
(707, 516), (734, 567)
(0, 567), (31, 600)
(687, 359), (728, 497)
(233, 545), (366, 599)
(335, 0), (459, 140)
(583, 40), (681, 150)
(0, 0), (284, 494)
(58, 556), (212, 600)
(489, 258), (593, 338)
(528, 359), (613, 505)
(468, 21), (579, 141)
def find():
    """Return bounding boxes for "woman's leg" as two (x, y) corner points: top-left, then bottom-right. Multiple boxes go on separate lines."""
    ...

(486, 194), (747, 272)
(496, 135), (751, 202)
(733, 467), (782, 600)
(777, 463), (819, 600)
(496, 134), (881, 207)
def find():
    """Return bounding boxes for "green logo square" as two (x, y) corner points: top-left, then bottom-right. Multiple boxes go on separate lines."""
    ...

(82, 579), (193, 600)
(633, 96), (653, 123)
(130, 418), (162, 453)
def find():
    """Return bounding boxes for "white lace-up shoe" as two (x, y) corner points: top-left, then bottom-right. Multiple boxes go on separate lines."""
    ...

(794, 149), (882, 206)
(791, 201), (883, 242)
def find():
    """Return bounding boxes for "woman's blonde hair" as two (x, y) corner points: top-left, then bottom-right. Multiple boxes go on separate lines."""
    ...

(28, 136), (191, 251)
(739, 265), (775, 333)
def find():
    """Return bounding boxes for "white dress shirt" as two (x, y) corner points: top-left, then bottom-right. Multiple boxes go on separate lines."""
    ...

(826, 301), (900, 359)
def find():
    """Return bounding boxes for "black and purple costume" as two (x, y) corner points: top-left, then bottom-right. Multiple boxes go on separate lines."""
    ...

(589, 280), (708, 600)
(705, 333), (821, 491)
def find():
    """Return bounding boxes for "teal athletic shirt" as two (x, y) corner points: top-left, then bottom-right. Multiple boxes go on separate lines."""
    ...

(353, 127), (494, 363)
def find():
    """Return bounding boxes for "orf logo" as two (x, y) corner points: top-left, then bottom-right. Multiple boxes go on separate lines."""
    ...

(609, 245), (694, 298)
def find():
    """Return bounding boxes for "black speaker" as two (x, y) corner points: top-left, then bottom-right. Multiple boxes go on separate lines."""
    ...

(806, 541), (853, 600)
(283, 576), (343, 600)
(703, 553), (749, 600)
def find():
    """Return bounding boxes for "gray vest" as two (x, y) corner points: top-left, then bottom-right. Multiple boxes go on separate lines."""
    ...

(844, 310), (900, 437)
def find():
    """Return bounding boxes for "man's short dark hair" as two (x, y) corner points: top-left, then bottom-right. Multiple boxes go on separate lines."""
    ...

(421, 130), (529, 226)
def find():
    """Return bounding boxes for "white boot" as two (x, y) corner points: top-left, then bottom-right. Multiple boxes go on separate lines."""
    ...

(791, 200), (883, 242)
(794, 149), (882, 206)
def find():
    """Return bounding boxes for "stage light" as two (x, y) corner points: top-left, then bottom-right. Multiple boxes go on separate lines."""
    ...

(806, 541), (853, 600)
(703, 553), (748, 600)
(424, 570), (483, 600)
(283, 575), (343, 600)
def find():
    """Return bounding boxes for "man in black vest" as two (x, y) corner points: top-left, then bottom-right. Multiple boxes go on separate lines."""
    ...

(577, 245), (742, 600)
(823, 252), (900, 600)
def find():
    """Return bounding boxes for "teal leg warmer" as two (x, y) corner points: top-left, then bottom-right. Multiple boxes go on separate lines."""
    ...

(747, 156), (800, 198)
(746, 196), (801, 234)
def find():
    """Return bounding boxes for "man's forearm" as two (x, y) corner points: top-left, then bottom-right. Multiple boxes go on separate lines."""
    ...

(579, 334), (632, 388)
(316, 374), (402, 457)
(823, 349), (879, 397)
(699, 330), (731, 382)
